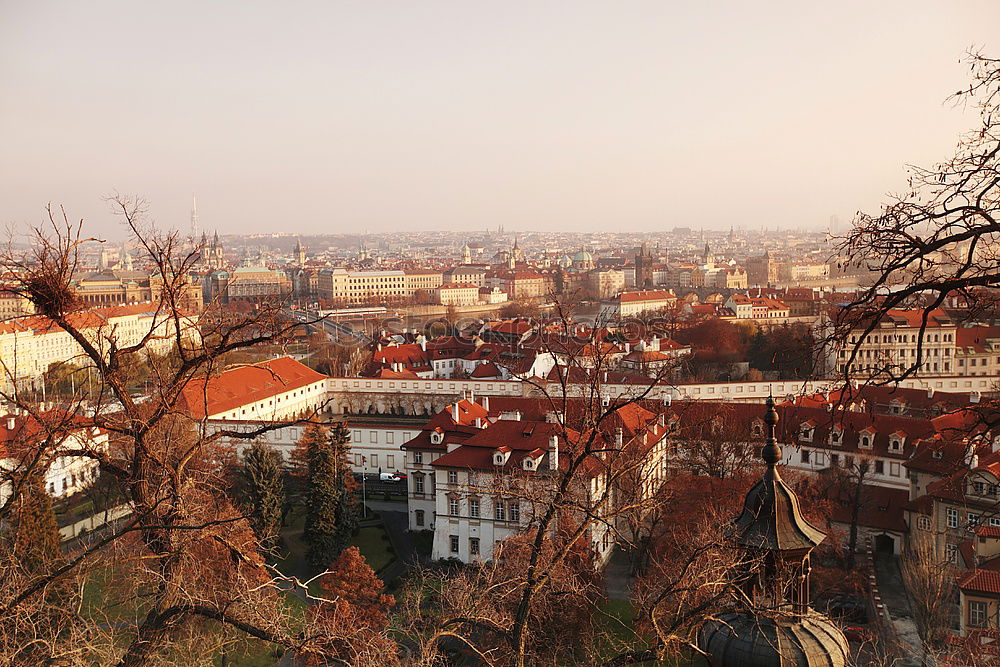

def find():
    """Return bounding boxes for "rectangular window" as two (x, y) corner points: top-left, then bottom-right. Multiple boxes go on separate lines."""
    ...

(969, 513), (981, 531)
(470, 537), (480, 556)
(495, 499), (506, 522)
(947, 508), (959, 529)
(387, 455), (395, 469)
(449, 497), (459, 515)
(509, 501), (520, 523)
(800, 449), (811, 464)
(371, 454), (378, 469)
(370, 431), (378, 444)
(830, 454), (839, 467)
(890, 462), (901, 477)
(875, 460), (884, 475)
(946, 543), (958, 563)
(414, 451), (423, 464)
(970, 601), (988, 628)
(470, 498), (480, 518)
(450, 535), (459, 554)
(448, 470), (458, 484)
(414, 475), (424, 494)
(918, 516), (930, 531)
(353, 429), (361, 442)
(386, 432), (394, 445)
(415, 509), (425, 526)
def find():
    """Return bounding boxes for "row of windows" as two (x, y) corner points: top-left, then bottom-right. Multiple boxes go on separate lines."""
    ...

(446, 496), (520, 522)
(850, 332), (953, 344)
(351, 429), (397, 445)
(944, 507), (1000, 530)
(798, 449), (902, 476)
(353, 453), (396, 469)
(450, 535), (479, 555)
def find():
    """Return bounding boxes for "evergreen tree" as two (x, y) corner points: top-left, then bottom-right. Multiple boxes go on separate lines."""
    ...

(303, 424), (340, 571)
(12, 475), (62, 575)
(240, 442), (285, 557)
(328, 422), (360, 558)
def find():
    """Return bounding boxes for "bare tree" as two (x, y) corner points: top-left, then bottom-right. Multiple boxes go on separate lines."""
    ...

(0, 200), (389, 665)
(391, 304), (761, 666)
(902, 531), (957, 660)
(832, 52), (1000, 388)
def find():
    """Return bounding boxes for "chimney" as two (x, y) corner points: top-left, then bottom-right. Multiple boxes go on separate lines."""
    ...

(481, 395), (490, 411)
(971, 390), (982, 404)
(452, 403), (460, 422)
(615, 427), (624, 447)
(971, 453), (980, 469)
(549, 435), (559, 470)
(474, 417), (482, 428)
(657, 413), (666, 427)
(625, 342), (631, 353)
(6, 417), (13, 431)
(927, 386), (935, 399)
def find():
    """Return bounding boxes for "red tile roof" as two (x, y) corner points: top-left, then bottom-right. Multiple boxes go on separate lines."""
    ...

(958, 568), (1000, 595)
(179, 357), (327, 418)
(618, 289), (676, 303)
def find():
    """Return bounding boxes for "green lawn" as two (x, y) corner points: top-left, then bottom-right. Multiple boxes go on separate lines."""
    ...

(277, 509), (397, 594)
(353, 523), (395, 573)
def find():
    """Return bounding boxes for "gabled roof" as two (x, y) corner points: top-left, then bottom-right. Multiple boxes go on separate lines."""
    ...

(179, 357), (327, 418)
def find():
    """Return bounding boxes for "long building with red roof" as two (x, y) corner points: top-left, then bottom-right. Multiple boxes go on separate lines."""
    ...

(179, 356), (328, 421)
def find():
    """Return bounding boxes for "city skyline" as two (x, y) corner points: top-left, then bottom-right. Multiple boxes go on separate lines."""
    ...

(2, 1), (999, 237)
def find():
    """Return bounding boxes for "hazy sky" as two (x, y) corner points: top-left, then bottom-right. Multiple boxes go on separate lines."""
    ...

(2, 1), (998, 238)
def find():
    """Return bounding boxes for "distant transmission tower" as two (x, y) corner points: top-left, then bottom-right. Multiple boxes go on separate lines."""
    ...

(190, 195), (200, 238)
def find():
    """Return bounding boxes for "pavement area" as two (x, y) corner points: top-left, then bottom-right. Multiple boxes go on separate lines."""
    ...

(604, 548), (633, 601)
(366, 499), (418, 586)
(872, 553), (923, 659)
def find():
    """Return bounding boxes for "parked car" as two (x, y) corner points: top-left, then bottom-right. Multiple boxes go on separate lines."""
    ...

(379, 472), (403, 483)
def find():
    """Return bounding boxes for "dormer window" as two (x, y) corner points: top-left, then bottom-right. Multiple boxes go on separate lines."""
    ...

(829, 429), (842, 446)
(932, 450), (943, 460)
(751, 421), (764, 438)
(524, 459), (533, 470)
(431, 431), (444, 445)
(799, 425), (814, 442)
(493, 447), (511, 466)
(889, 436), (903, 453)
(860, 433), (873, 449)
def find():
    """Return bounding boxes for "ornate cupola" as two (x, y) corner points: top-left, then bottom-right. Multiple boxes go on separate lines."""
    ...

(698, 397), (849, 666)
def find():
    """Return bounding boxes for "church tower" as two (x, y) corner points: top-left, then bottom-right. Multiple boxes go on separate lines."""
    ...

(294, 237), (306, 265)
(698, 399), (849, 666)
(635, 242), (653, 288)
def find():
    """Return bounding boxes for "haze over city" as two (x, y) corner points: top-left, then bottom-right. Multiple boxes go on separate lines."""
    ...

(3, 0), (999, 237)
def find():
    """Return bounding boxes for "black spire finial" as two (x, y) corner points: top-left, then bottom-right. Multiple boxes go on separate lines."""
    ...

(762, 395), (781, 468)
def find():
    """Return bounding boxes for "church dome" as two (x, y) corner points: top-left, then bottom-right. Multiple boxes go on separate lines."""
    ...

(699, 611), (849, 667)
(573, 249), (593, 262)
